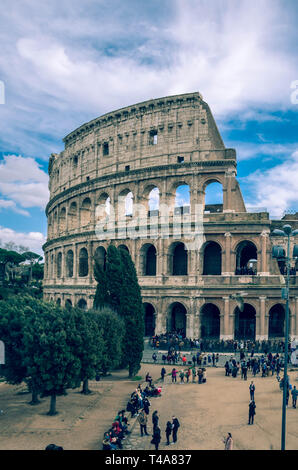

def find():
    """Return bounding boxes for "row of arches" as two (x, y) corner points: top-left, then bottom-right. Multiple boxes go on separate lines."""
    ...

(144, 302), (288, 339)
(48, 181), (224, 235)
(50, 239), (259, 279)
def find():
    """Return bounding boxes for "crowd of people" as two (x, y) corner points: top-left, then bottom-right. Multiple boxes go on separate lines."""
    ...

(102, 409), (131, 450)
(150, 333), (290, 354)
(224, 351), (284, 379)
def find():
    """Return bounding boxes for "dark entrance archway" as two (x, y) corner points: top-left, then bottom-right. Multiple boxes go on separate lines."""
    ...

(200, 303), (220, 339)
(203, 242), (222, 275)
(235, 241), (258, 274)
(268, 304), (285, 338)
(234, 304), (256, 341)
(169, 303), (187, 336)
(144, 303), (156, 336)
(172, 243), (188, 275)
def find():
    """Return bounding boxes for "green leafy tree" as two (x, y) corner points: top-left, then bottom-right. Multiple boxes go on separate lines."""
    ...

(66, 308), (104, 394)
(92, 306), (124, 375)
(118, 248), (145, 377)
(24, 304), (81, 415)
(0, 295), (28, 387)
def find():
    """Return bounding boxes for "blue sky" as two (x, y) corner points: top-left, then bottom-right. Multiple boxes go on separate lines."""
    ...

(0, 0), (297, 255)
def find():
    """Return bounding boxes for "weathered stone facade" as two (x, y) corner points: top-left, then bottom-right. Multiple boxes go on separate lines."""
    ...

(43, 92), (298, 340)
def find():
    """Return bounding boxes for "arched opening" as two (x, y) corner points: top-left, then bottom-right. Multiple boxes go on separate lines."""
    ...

(56, 252), (62, 278)
(144, 303), (156, 336)
(81, 197), (91, 226)
(174, 185), (190, 215)
(56, 298), (61, 306)
(169, 303), (187, 337)
(268, 304), (285, 338)
(234, 304), (256, 341)
(96, 193), (111, 223)
(200, 303), (220, 339)
(204, 181), (223, 213)
(170, 242), (188, 275)
(118, 189), (134, 217)
(78, 298), (87, 311)
(148, 187), (160, 215)
(236, 241), (258, 275)
(94, 246), (107, 271)
(68, 202), (78, 230)
(118, 244), (129, 253)
(140, 244), (157, 276)
(59, 207), (66, 233)
(65, 299), (72, 308)
(79, 248), (89, 277)
(66, 250), (74, 278)
(203, 242), (222, 275)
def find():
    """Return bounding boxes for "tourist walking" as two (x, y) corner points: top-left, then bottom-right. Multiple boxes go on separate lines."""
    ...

(137, 409), (149, 436)
(165, 421), (172, 445)
(249, 381), (255, 401)
(171, 368), (177, 383)
(248, 400), (256, 425)
(172, 416), (180, 444)
(223, 432), (233, 450)
(161, 367), (166, 382)
(179, 370), (185, 384)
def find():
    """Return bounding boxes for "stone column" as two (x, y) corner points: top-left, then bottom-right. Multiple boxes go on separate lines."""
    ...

(61, 245), (66, 280)
(186, 313), (192, 338)
(223, 232), (232, 275)
(221, 296), (233, 340)
(73, 243), (78, 281)
(260, 231), (270, 275)
(223, 169), (236, 212)
(257, 296), (267, 341)
(88, 241), (93, 284)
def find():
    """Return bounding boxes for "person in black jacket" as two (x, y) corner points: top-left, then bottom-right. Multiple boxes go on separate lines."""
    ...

(151, 425), (161, 450)
(248, 400), (256, 425)
(152, 410), (159, 430)
(172, 416), (180, 443)
(161, 367), (166, 382)
(165, 421), (172, 445)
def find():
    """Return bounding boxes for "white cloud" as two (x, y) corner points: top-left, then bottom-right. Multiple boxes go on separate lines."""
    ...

(0, 199), (29, 216)
(0, 226), (46, 256)
(243, 150), (298, 217)
(0, 155), (49, 209)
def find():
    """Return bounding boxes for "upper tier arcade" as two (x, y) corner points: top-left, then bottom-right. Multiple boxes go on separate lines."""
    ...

(47, 92), (237, 201)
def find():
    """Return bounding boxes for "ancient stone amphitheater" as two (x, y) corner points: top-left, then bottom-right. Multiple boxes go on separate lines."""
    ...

(43, 92), (298, 341)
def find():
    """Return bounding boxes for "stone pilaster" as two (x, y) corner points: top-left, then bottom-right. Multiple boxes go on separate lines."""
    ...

(256, 296), (267, 340)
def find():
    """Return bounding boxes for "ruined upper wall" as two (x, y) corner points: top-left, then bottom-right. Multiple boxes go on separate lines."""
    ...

(48, 92), (235, 199)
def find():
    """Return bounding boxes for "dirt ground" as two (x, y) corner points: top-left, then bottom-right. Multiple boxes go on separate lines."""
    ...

(0, 364), (297, 450)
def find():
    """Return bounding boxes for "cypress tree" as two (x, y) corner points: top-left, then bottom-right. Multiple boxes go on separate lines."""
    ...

(118, 248), (145, 377)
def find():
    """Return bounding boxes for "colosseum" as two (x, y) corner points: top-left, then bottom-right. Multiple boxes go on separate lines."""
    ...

(43, 91), (298, 341)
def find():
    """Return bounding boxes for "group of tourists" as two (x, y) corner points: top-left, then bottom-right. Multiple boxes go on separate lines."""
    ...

(150, 410), (180, 449)
(102, 409), (131, 450)
(224, 351), (284, 379)
(157, 349), (220, 367)
(169, 366), (207, 384)
(150, 334), (290, 355)
(132, 375), (180, 450)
